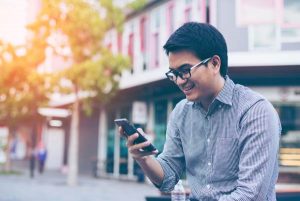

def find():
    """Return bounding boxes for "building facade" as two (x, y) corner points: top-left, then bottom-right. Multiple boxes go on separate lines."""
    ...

(96, 0), (300, 182)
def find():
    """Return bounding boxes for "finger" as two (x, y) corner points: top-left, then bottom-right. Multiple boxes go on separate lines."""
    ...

(137, 128), (151, 141)
(136, 128), (145, 135)
(129, 140), (151, 152)
(118, 127), (124, 135)
(127, 133), (139, 147)
(152, 149), (159, 154)
(137, 149), (158, 157)
(118, 127), (128, 139)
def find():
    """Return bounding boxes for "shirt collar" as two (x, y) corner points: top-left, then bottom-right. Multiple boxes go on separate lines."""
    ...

(215, 75), (234, 106)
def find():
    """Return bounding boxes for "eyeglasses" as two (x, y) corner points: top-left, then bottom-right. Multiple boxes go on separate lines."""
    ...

(165, 57), (211, 82)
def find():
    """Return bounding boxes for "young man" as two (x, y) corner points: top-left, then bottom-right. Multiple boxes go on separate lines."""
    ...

(119, 22), (281, 201)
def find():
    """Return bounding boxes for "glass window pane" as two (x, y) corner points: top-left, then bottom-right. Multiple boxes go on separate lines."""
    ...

(119, 106), (131, 175)
(281, 28), (300, 42)
(106, 110), (116, 173)
(236, 0), (276, 26)
(283, 0), (300, 25)
(250, 24), (279, 50)
(154, 100), (168, 152)
(277, 105), (300, 183)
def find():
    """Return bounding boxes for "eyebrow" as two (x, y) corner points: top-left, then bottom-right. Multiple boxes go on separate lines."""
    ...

(169, 63), (193, 71)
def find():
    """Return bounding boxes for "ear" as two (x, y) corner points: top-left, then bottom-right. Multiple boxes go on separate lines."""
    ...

(212, 56), (220, 67)
(211, 56), (221, 74)
(212, 59), (218, 66)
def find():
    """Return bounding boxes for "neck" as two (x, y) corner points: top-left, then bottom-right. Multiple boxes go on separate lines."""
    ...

(200, 76), (225, 111)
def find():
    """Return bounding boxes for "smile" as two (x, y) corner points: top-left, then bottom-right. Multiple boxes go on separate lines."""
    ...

(182, 83), (195, 93)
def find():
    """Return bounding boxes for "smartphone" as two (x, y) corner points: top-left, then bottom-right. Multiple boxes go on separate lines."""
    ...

(114, 118), (157, 152)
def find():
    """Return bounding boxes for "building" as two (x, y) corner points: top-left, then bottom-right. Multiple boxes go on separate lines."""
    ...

(11, 0), (299, 181)
(96, 0), (300, 182)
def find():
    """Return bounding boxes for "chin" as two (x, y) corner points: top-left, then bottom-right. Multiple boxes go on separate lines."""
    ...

(184, 90), (203, 101)
(185, 95), (199, 102)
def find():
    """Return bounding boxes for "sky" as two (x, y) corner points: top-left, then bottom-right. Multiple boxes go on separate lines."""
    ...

(0, 0), (28, 45)
(0, 0), (132, 45)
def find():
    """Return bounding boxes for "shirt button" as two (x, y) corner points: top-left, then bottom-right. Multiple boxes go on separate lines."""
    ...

(207, 139), (210, 143)
(206, 184), (210, 189)
(208, 162), (211, 166)
(219, 105), (222, 108)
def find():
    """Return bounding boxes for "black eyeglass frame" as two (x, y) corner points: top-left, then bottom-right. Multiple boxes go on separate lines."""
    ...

(165, 57), (212, 82)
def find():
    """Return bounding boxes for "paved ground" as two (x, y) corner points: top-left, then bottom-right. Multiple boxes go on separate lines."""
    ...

(0, 169), (159, 201)
(1, 167), (300, 201)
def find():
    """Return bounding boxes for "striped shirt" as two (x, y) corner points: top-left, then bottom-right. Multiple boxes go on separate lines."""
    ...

(156, 76), (281, 201)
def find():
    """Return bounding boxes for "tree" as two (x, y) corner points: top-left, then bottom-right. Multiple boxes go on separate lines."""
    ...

(0, 40), (51, 172)
(29, 0), (129, 186)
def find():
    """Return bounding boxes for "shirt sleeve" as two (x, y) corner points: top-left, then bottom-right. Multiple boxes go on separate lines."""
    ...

(219, 100), (281, 201)
(155, 107), (186, 192)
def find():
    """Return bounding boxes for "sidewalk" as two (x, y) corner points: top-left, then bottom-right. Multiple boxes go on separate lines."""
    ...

(0, 169), (159, 201)
(1, 167), (300, 201)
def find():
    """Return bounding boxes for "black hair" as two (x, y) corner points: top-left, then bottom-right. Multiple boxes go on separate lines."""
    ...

(163, 22), (228, 78)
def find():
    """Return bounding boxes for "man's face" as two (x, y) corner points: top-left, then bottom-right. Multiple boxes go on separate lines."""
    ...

(168, 50), (217, 102)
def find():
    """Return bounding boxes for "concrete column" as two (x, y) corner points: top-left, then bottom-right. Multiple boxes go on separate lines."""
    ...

(127, 148), (134, 179)
(114, 111), (120, 178)
(97, 108), (107, 176)
(167, 98), (173, 122)
(146, 101), (155, 132)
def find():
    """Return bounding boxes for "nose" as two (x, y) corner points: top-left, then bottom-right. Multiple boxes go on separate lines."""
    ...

(176, 76), (188, 85)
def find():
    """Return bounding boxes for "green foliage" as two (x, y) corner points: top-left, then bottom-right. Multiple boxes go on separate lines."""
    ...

(0, 40), (52, 126)
(0, 169), (22, 175)
(125, 0), (147, 11)
(29, 0), (129, 115)
(99, 0), (125, 32)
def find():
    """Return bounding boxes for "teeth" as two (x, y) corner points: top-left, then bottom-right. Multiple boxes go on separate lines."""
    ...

(184, 86), (193, 91)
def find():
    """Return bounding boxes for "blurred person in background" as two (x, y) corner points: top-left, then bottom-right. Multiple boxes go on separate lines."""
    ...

(119, 22), (281, 201)
(28, 145), (36, 178)
(36, 141), (47, 174)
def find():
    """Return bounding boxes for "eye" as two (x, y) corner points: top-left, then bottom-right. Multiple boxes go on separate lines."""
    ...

(178, 64), (192, 73)
(182, 68), (190, 73)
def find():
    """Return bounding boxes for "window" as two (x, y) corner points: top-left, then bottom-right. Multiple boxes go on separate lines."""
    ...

(151, 9), (160, 68)
(167, 3), (175, 35)
(236, 0), (300, 50)
(128, 32), (134, 72)
(198, 0), (207, 23)
(184, 7), (192, 22)
(184, 0), (192, 22)
(282, 0), (300, 26)
(117, 32), (122, 53)
(236, 0), (277, 26)
(153, 33), (159, 67)
(249, 24), (280, 50)
(154, 9), (160, 29)
(281, 28), (300, 42)
(140, 16), (148, 70)
(140, 17), (147, 53)
(281, 0), (300, 42)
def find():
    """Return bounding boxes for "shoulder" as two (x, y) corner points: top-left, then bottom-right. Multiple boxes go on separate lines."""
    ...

(172, 99), (192, 115)
(174, 99), (189, 110)
(234, 85), (281, 129)
(233, 84), (266, 112)
(169, 99), (192, 122)
(235, 84), (264, 103)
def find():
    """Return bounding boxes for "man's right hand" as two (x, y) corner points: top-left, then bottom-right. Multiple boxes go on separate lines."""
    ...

(118, 127), (164, 186)
(118, 127), (158, 160)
